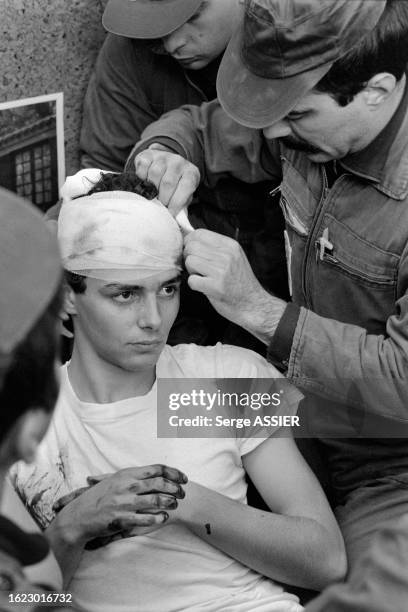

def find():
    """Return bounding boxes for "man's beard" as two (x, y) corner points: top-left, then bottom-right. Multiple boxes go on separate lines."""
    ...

(281, 135), (321, 154)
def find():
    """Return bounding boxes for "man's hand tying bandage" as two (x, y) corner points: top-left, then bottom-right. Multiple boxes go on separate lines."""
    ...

(184, 230), (287, 344)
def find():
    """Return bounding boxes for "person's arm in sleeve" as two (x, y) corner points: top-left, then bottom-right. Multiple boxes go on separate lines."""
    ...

(80, 34), (160, 171)
(126, 100), (283, 214)
(268, 253), (408, 426)
(183, 225), (408, 425)
(304, 514), (408, 612)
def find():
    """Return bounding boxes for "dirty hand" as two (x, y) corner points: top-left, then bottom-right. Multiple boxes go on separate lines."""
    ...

(184, 230), (286, 337)
(134, 148), (200, 216)
(51, 465), (188, 547)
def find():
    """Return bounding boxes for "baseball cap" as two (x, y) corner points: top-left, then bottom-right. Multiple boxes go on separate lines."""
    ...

(102, 0), (202, 39)
(217, 0), (387, 129)
(0, 188), (61, 355)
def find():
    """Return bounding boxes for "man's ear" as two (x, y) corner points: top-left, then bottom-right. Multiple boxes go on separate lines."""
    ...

(64, 283), (78, 317)
(363, 73), (398, 107)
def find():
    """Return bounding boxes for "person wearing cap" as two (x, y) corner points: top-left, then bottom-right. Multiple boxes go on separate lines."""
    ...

(77, 0), (289, 350)
(0, 188), (71, 610)
(12, 169), (345, 612)
(127, 0), (408, 602)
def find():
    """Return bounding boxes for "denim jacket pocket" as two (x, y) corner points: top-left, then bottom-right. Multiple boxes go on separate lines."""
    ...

(320, 215), (399, 289)
(314, 215), (400, 331)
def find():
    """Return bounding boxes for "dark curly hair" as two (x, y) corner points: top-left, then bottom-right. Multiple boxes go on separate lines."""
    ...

(85, 171), (158, 200)
(315, 0), (408, 106)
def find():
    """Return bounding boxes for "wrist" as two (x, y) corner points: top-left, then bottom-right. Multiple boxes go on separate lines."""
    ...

(148, 142), (173, 153)
(244, 289), (287, 345)
(46, 510), (87, 548)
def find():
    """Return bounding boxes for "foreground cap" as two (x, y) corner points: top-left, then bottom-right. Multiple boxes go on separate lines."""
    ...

(103, 0), (202, 39)
(217, 0), (387, 129)
(0, 188), (61, 355)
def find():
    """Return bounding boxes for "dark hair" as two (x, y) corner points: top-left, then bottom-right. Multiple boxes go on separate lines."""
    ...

(315, 0), (408, 106)
(86, 171), (158, 200)
(0, 282), (63, 444)
(67, 172), (158, 294)
(65, 270), (87, 294)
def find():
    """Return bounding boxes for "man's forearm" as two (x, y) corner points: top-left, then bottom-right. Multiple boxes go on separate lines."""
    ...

(127, 100), (280, 186)
(171, 481), (343, 591)
(284, 305), (408, 425)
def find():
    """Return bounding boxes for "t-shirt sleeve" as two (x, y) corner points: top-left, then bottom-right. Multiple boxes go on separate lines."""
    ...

(235, 381), (301, 457)
(215, 344), (303, 456)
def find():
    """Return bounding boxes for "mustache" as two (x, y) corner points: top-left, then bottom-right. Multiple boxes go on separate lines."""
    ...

(280, 136), (321, 154)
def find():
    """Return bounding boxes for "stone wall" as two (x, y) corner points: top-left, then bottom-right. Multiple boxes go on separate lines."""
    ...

(0, 0), (107, 175)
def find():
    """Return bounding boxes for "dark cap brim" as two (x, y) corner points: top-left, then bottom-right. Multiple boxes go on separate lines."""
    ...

(0, 188), (61, 355)
(102, 0), (202, 39)
(217, 26), (334, 129)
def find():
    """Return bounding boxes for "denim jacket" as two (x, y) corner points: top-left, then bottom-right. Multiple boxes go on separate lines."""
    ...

(131, 89), (408, 495)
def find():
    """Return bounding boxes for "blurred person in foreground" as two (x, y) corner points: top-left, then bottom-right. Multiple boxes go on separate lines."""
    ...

(0, 187), (68, 611)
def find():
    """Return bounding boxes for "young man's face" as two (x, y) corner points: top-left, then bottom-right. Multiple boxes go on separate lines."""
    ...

(262, 89), (369, 162)
(161, 0), (241, 69)
(71, 271), (181, 374)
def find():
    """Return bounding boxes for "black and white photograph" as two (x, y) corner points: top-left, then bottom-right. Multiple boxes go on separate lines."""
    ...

(1, 1), (408, 612)
(0, 94), (65, 212)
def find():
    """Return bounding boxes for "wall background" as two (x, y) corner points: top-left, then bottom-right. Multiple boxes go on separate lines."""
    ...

(0, 0), (108, 175)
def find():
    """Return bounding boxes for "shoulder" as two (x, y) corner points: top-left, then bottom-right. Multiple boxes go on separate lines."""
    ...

(97, 34), (155, 73)
(100, 33), (146, 58)
(159, 343), (282, 378)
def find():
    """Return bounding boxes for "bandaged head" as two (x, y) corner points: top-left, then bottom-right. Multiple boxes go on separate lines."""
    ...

(58, 170), (183, 282)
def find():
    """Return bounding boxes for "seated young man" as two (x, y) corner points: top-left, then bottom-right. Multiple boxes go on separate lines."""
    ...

(11, 171), (345, 612)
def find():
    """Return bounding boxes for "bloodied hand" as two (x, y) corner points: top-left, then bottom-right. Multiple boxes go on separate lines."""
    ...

(51, 465), (188, 548)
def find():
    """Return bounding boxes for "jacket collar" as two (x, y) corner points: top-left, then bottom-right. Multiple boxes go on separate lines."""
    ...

(340, 78), (408, 201)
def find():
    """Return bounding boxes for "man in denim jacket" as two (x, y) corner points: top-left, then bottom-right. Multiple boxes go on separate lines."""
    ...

(128, 0), (408, 607)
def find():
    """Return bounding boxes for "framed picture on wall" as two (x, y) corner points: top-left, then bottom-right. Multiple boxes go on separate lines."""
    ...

(0, 92), (64, 212)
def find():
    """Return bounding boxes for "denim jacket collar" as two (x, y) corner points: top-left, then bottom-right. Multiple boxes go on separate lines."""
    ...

(340, 80), (408, 201)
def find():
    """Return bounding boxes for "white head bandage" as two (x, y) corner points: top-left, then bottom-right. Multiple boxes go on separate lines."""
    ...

(60, 168), (113, 203)
(60, 168), (194, 233)
(58, 172), (183, 282)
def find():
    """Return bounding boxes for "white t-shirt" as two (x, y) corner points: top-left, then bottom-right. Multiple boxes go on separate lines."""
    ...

(12, 344), (303, 612)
